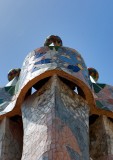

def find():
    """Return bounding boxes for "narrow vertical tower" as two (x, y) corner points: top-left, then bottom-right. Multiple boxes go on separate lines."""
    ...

(19, 35), (94, 160)
(21, 75), (89, 160)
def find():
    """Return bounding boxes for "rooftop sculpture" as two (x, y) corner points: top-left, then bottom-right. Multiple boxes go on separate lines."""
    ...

(0, 35), (113, 159)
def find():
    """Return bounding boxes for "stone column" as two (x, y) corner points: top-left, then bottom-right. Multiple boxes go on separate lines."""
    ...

(21, 76), (89, 160)
(90, 115), (113, 160)
(0, 117), (23, 160)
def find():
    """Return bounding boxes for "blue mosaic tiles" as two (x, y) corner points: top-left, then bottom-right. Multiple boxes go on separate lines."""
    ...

(18, 46), (90, 90)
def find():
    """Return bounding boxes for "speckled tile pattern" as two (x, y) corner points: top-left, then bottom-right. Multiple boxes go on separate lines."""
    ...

(0, 117), (23, 160)
(21, 76), (89, 160)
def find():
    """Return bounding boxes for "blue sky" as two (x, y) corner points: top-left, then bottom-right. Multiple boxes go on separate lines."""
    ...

(0, 0), (113, 86)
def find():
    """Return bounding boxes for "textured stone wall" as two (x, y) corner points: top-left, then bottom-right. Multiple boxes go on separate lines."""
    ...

(90, 115), (113, 160)
(21, 76), (89, 160)
(0, 117), (23, 160)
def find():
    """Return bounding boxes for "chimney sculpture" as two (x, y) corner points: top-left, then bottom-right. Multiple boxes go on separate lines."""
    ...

(0, 35), (113, 160)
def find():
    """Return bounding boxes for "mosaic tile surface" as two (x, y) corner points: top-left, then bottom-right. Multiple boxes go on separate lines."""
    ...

(19, 46), (90, 90)
(21, 76), (89, 160)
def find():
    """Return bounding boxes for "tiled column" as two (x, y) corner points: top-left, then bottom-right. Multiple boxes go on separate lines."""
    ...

(21, 76), (89, 160)
(0, 117), (23, 160)
(90, 115), (113, 160)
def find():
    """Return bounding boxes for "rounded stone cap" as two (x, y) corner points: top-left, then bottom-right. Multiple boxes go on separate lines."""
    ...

(44, 35), (63, 46)
(88, 67), (99, 82)
(8, 68), (21, 81)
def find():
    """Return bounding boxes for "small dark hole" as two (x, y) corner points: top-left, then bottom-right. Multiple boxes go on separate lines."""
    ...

(33, 77), (51, 91)
(89, 114), (99, 125)
(10, 115), (22, 123)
